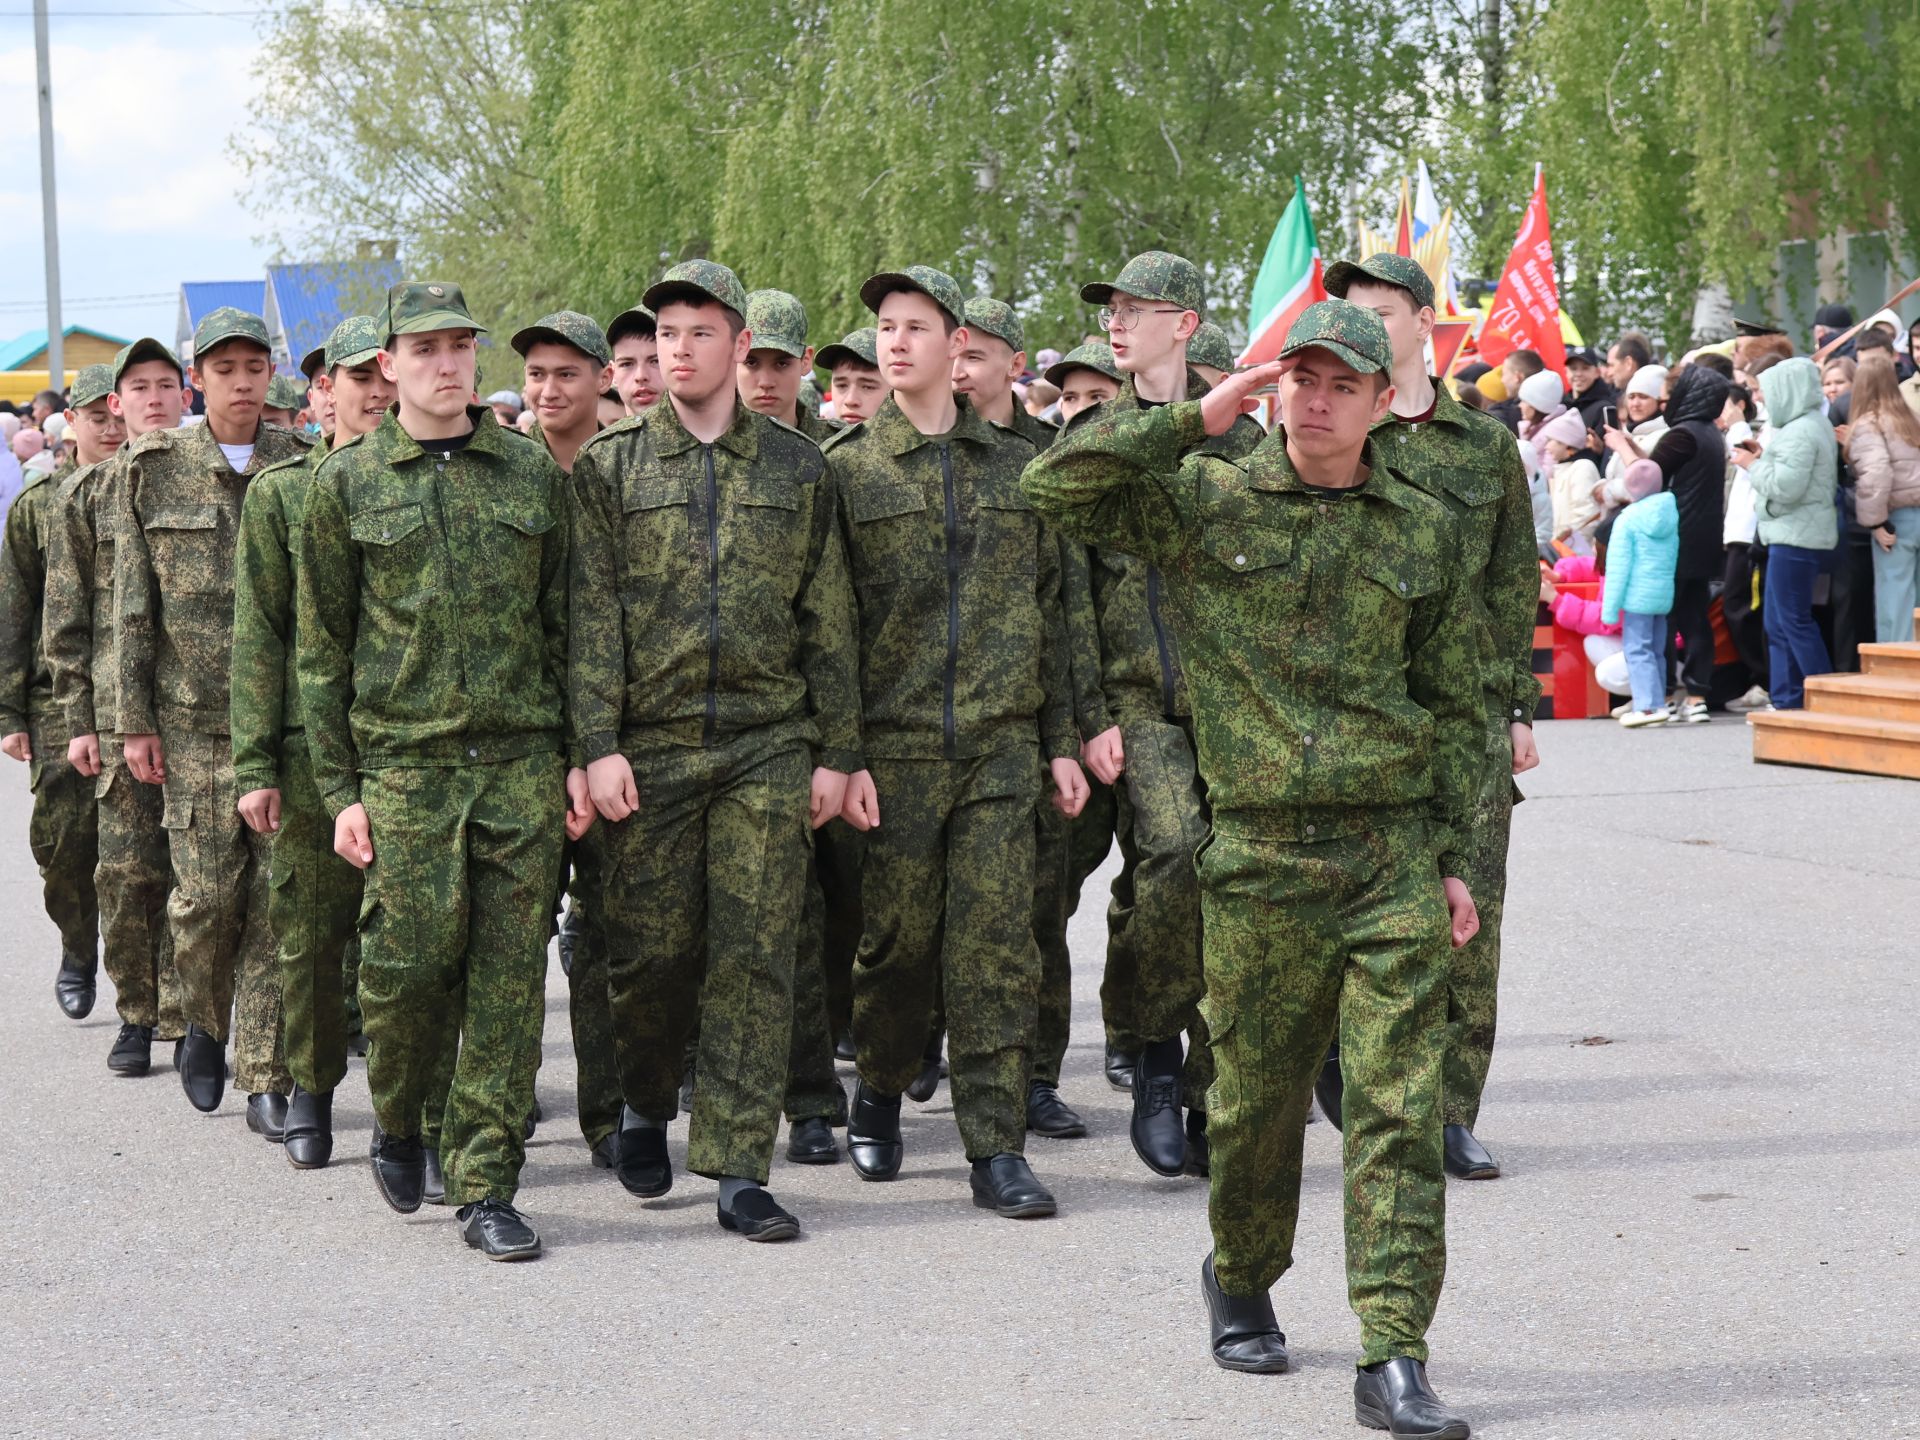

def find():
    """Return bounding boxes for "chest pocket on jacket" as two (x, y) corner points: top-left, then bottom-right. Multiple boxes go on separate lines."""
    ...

(350, 502), (434, 603)
(1193, 523), (1296, 633)
(483, 500), (553, 596)
(728, 477), (803, 574)
(620, 475), (690, 581)
(973, 491), (1038, 576)
(849, 483), (928, 582)
(144, 505), (226, 596)
(1349, 550), (1444, 660)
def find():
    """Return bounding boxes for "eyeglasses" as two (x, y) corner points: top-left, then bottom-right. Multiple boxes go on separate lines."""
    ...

(1098, 305), (1186, 333)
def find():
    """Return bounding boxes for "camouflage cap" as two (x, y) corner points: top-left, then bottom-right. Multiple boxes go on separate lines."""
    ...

(265, 374), (307, 411)
(859, 264), (966, 328)
(111, 337), (181, 385)
(511, 309), (612, 366)
(384, 280), (486, 339)
(1323, 252), (1436, 313)
(1043, 340), (1122, 388)
(1080, 251), (1205, 315)
(193, 306), (271, 359)
(324, 314), (384, 371)
(1189, 321), (1236, 372)
(69, 362), (114, 409)
(743, 289), (810, 357)
(298, 343), (328, 380)
(815, 327), (880, 372)
(607, 303), (656, 345)
(642, 260), (748, 322)
(1279, 299), (1394, 375)
(963, 298), (1025, 356)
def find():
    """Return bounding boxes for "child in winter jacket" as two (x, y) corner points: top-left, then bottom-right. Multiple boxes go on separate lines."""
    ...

(1541, 407), (1603, 552)
(1542, 552), (1629, 696)
(1603, 460), (1681, 726)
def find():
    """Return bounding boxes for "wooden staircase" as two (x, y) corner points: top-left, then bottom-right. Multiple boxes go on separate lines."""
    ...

(1749, 610), (1920, 780)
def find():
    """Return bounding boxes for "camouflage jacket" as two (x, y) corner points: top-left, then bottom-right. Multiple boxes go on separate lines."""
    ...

(0, 471), (63, 735)
(791, 405), (843, 446)
(44, 455), (122, 738)
(826, 394), (1074, 763)
(1022, 400), (1480, 875)
(296, 406), (569, 817)
(568, 399), (860, 769)
(230, 445), (324, 795)
(1372, 380), (1541, 730)
(113, 420), (311, 737)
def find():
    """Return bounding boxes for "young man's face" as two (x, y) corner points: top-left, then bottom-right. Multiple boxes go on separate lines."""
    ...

(307, 375), (337, 436)
(830, 363), (885, 423)
(1498, 356), (1525, 395)
(1566, 357), (1600, 394)
(189, 340), (271, 433)
(109, 359), (187, 437)
(875, 290), (962, 398)
(612, 332), (662, 414)
(951, 331), (1023, 405)
(656, 300), (749, 408)
(1624, 390), (1661, 424)
(379, 329), (478, 426)
(1057, 369), (1119, 422)
(1279, 348), (1393, 463)
(1606, 345), (1639, 390)
(1102, 288), (1195, 373)
(738, 346), (813, 420)
(1344, 282), (1433, 372)
(523, 341), (612, 436)
(65, 397), (125, 465)
(329, 359), (396, 440)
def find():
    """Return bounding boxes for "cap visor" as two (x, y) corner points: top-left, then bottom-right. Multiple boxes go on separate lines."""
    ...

(607, 308), (657, 343)
(1278, 338), (1386, 375)
(1321, 261), (1363, 299)
(1078, 281), (1118, 305)
(391, 310), (486, 337)
(329, 346), (382, 370)
(1044, 361), (1118, 388)
(299, 347), (327, 379)
(195, 331), (270, 359)
(641, 281), (740, 321)
(749, 335), (808, 360)
(511, 325), (607, 364)
(115, 338), (180, 378)
(859, 273), (961, 326)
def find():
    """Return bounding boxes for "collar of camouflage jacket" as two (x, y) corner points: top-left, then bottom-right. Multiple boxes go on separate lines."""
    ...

(370, 403), (514, 464)
(641, 396), (762, 461)
(1369, 374), (1475, 437)
(1243, 433), (1422, 513)
(865, 391), (999, 456)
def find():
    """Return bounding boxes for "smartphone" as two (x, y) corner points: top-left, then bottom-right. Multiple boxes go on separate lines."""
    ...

(1601, 404), (1618, 431)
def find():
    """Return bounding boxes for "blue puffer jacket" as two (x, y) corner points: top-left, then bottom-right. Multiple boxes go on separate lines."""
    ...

(1602, 491), (1679, 624)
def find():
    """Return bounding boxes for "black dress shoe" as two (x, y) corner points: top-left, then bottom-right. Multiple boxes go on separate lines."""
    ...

(969, 1153), (1055, 1218)
(1315, 1046), (1344, 1132)
(172, 1037), (184, 1072)
(1443, 1124), (1500, 1180)
(1201, 1252), (1289, 1373)
(1354, 1357), (1470, 1438)
(55, 961), (96, 1020)
(786, 1116), (839, 1164)
(1104, 1044), (1137, 1092)
(718, 1187), (800, 1241)
(283, 1087), (333, 1169)
(616, 1118), (673, 1198)
(589, 1134), (618, 1170)
(458, 1198), (541, 1261)
(904, 1048), (943, 1103)
(369, 1127), (426, 1214)
(831, 1081), (849, 1128)
(847, 1081), (903, 1180)
(833, 1030), (858, 1063)
(1026, 1081), (1088, 1139)
(1185, 1109), (1210, 1178)
(246, 1092), (289, 1142)
(1130, 1040), (1187, 1177)
(107, 1023), (153, 1076)
(556, 908), (581, 978)
(177, 1025), (226, 1113)
(423, 1147), (446, 1205)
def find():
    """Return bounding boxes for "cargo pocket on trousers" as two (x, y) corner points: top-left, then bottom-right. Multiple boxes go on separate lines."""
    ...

(1194, 996), (1236, 1116)
(268, 859), (298, 939)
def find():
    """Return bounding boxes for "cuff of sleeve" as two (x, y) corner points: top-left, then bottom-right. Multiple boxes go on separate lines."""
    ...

(1438, 851), (1468, 882)
(1169, 400), (1209, 447)
(0, 709), (25, 736)
(319, 781), (361, 820)
(232, 766), (276, 796)
(64, 703), (96, 737)
(815, 746), (861, 776)
(1042, 732), (1078, 763)
(116, 706), (157, 737)
(579, 731), (618, 765)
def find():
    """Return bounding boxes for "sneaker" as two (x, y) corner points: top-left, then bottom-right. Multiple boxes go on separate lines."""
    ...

(1725, 684), (1771, 714)
(1619, 707), (1671, 728)
(1679, 699), (1712, 724)
(1610, 700), (1633, 718)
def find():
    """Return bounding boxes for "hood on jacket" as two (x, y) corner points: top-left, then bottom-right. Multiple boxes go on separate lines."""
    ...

(1664, 365), (1731, 427)
(1634, 489), (1680, 540)
(1759, 357), (1822, 428)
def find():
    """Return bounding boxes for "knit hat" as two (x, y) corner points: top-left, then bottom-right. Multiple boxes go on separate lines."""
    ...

(1475, 369), (1508, 404)
(1624, 365), (1669, 400)
(1623, 458), (1664, 501)
(11, 427), (45, 459)
(1539, 408), (1589, 450)
(1518, 369), (1565, 414)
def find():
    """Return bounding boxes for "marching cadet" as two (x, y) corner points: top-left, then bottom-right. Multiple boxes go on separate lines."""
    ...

(1025, 299), (1481, 1438)
(815, 327), (885, 426)
(298, 281), (589, 1260)
(1323, 253), (1539, 1182)
(829, 265), (1086, 1218)
(115, 309), (308, 1125)
(297, 340), (337, 443)
(607, 304), (662, 417)
(739, 289), (840, 443)
(262, 374), (308, 429)
(46, 345), (185, 1073)
(570, 260), (858, 1239)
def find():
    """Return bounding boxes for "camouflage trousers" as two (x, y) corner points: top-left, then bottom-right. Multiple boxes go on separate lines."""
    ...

(27, 717), (99, 969)
(786, 819), (862, 1123)
(269, 734), (363, 1096)
(158, 729), (286, 1093)
(358, 751), (564, 1205)
(94, 738), (181, 1034)
(854, 745), (1041, 1160)
(560, 834), (623, 1148)
(1030, 776), (1113, 1086)
(1198, 814), (1449, 1367)
(1443, 753), (1515, 1129)
(595, 735), (808, 1184)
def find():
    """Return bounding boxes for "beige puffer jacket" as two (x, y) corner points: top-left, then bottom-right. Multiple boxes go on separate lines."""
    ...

(1848, 411), (1920, 528)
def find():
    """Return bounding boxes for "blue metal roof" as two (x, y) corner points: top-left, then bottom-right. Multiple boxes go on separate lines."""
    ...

(265, 261), (403, 375)
(181, 281), (267, 325)
(0, 324), (131, 372)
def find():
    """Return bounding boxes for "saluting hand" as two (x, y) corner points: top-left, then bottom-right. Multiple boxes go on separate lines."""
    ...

(67, 733), (101, 777)
(564, 767), (595, 840)
(1200, 359), (1288, 435)
(586, 753), (639, 823)
(237, 787), (281, 834)
(335, 802), (374, 869)
(840, 769), (880, 831)
(1081, 726), (1125, 786)
(1443, 877), (1480, 949)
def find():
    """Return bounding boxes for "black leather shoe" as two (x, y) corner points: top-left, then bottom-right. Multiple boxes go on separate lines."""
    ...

(905, 1046), (943, 1103)
(847, 1081), (903, 1180)
(718, 1187), (800, 1242)
(246, 1092), (289, 1142)
(55, 960), (96, 1020)
(107, 1023), (153, 1076)
(177, 1024), (226, 1113)
(1185, 1109), (1210, 1178)
(616, 1116), (673, 1198)
(283, 1087), (333, 1169)
(831, 1081), (849, 1128)
(458, 1198), (541, 1261)
(1315, 1046), (1344, 1132)
(172, 1037), (184, 1072)
(833, 1030), (858, 1063)
(370, 1127), (426, 1214)
(969, 1153), (1055, 1218)
(423, 1147), (446, 1205)
(1354, 1357), (1471, 1438)
(1131, 1041), (1187, 1177)
(589, 1134), (618, 1170)
(1201, 1252), (1289, 1373)
(786, 1116), (839, 1164)
(1104, 1044), (1137, 1092)
(523, 1095), (541, 1141)
(556, 907), (582, 978)
(1026, 1081), (1087, 1139)
(1443, 1124), (1500, 1180)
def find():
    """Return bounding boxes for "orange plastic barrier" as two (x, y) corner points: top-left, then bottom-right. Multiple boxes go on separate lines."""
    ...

(1544, 579), (1613, 720)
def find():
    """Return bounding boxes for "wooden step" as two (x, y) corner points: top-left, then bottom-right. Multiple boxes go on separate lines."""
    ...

(1805, 673), (1920, 724)
(1861, 643), (1920, 680)
(1749, 708), (1920, 780)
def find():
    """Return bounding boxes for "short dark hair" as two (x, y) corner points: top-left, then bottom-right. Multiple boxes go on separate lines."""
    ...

(1726, 383), (1756, 423)
(32, 387), (64, 411)
(1857, 327), (1896, 354)
(1690, 351), (1734, 379)
(1506, 349), (1545, 380)
(1611, 335), (1653, 367)
(874, 282), (957, 334)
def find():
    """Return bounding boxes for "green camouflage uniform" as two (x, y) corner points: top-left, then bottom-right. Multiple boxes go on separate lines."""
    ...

(114, 414), (308, 1092)
(46, 454), (181, 1034)
(1022, 301), (1481, 1366)
(570, 350), (860, 1182)
(828, 379), (1076, 1160)
(297, 400), (570, 1205)
(0, 469), (100, 973)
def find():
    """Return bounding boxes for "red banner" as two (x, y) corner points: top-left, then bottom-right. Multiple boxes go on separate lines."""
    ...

(1477, 168), (1567, 381)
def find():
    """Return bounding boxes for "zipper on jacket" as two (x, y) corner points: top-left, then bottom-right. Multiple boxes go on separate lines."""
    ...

(1146, 564), (1177, 721)
(941, 442), (959, 761)
(703, 444), (721, 746)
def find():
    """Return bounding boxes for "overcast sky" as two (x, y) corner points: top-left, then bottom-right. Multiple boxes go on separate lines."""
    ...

(0, 5), (278, 354)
